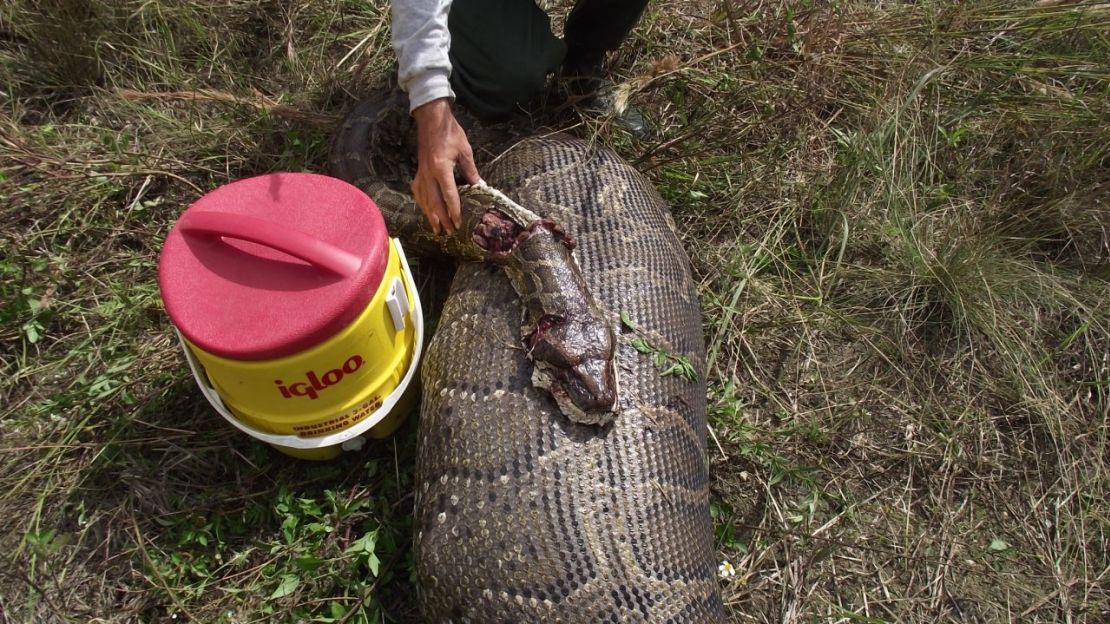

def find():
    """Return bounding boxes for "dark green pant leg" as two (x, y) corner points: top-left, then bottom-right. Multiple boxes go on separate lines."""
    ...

(448, 0), (565, 121)
(563, 0), (650, 72)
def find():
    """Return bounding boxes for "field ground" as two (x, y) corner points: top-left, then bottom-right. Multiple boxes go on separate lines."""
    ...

(2, 1), (1108, 622)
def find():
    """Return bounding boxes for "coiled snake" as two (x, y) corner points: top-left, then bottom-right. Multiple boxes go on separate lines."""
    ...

(330, 93), (725, 622)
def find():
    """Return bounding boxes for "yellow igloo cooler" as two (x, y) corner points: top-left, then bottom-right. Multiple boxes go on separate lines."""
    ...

(157, 173), (422, 460)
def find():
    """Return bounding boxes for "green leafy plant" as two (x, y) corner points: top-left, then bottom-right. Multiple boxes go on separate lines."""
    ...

(620, 310), (698, 381)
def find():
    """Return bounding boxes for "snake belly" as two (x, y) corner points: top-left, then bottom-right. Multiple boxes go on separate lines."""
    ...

(411, 136), (725, 622)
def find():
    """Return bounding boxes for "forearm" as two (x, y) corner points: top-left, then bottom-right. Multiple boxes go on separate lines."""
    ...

(392, 0), (454, 112)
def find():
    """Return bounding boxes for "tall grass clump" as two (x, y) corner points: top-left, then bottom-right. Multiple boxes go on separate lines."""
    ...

(627, 1), (1108, 620)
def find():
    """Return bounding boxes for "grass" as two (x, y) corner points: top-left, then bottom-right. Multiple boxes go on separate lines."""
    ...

(1, 0), (1108, 622)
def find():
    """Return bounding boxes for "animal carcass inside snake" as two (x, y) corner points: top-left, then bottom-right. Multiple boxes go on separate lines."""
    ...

(456, 184), (618, 424)
(330, 91), (725, 622)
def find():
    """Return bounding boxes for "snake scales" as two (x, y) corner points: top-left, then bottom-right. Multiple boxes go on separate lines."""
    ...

(330, 93), (725, 622)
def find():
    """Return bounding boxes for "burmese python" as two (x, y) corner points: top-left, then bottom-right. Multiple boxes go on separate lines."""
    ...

(330, 93), (725, 622)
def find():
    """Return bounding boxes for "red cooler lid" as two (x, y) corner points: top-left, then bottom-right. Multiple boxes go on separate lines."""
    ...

(158, 173), (388, 361)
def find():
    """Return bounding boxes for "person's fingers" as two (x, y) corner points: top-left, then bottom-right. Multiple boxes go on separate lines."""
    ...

(431, 181), (451, 235)
(458, 146), (481, 185)
(426, 174), (452, 235)
(415, 169), (455, 236)
(437, 164), (462, 233)
(412, 177), (442, 235)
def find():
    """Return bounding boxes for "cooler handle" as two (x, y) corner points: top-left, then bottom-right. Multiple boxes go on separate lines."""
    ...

(180, 211), (361, 277)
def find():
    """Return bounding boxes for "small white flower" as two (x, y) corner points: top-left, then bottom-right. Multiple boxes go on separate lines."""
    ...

(718, 560), (736, 578)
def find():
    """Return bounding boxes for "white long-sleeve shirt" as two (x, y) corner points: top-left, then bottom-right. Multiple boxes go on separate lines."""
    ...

(392, 0), (455, 112)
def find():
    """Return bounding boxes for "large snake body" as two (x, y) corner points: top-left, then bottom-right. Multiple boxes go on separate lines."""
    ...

(331, 96), (725, 622)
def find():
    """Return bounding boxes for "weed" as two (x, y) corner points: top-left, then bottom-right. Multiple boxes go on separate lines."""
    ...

(620, 310), (699, 381)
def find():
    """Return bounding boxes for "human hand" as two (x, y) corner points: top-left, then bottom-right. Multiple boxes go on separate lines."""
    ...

(411, 98), (481, 234)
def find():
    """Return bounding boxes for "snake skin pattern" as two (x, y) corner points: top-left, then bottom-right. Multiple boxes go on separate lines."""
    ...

(330, 98), (725, 622)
